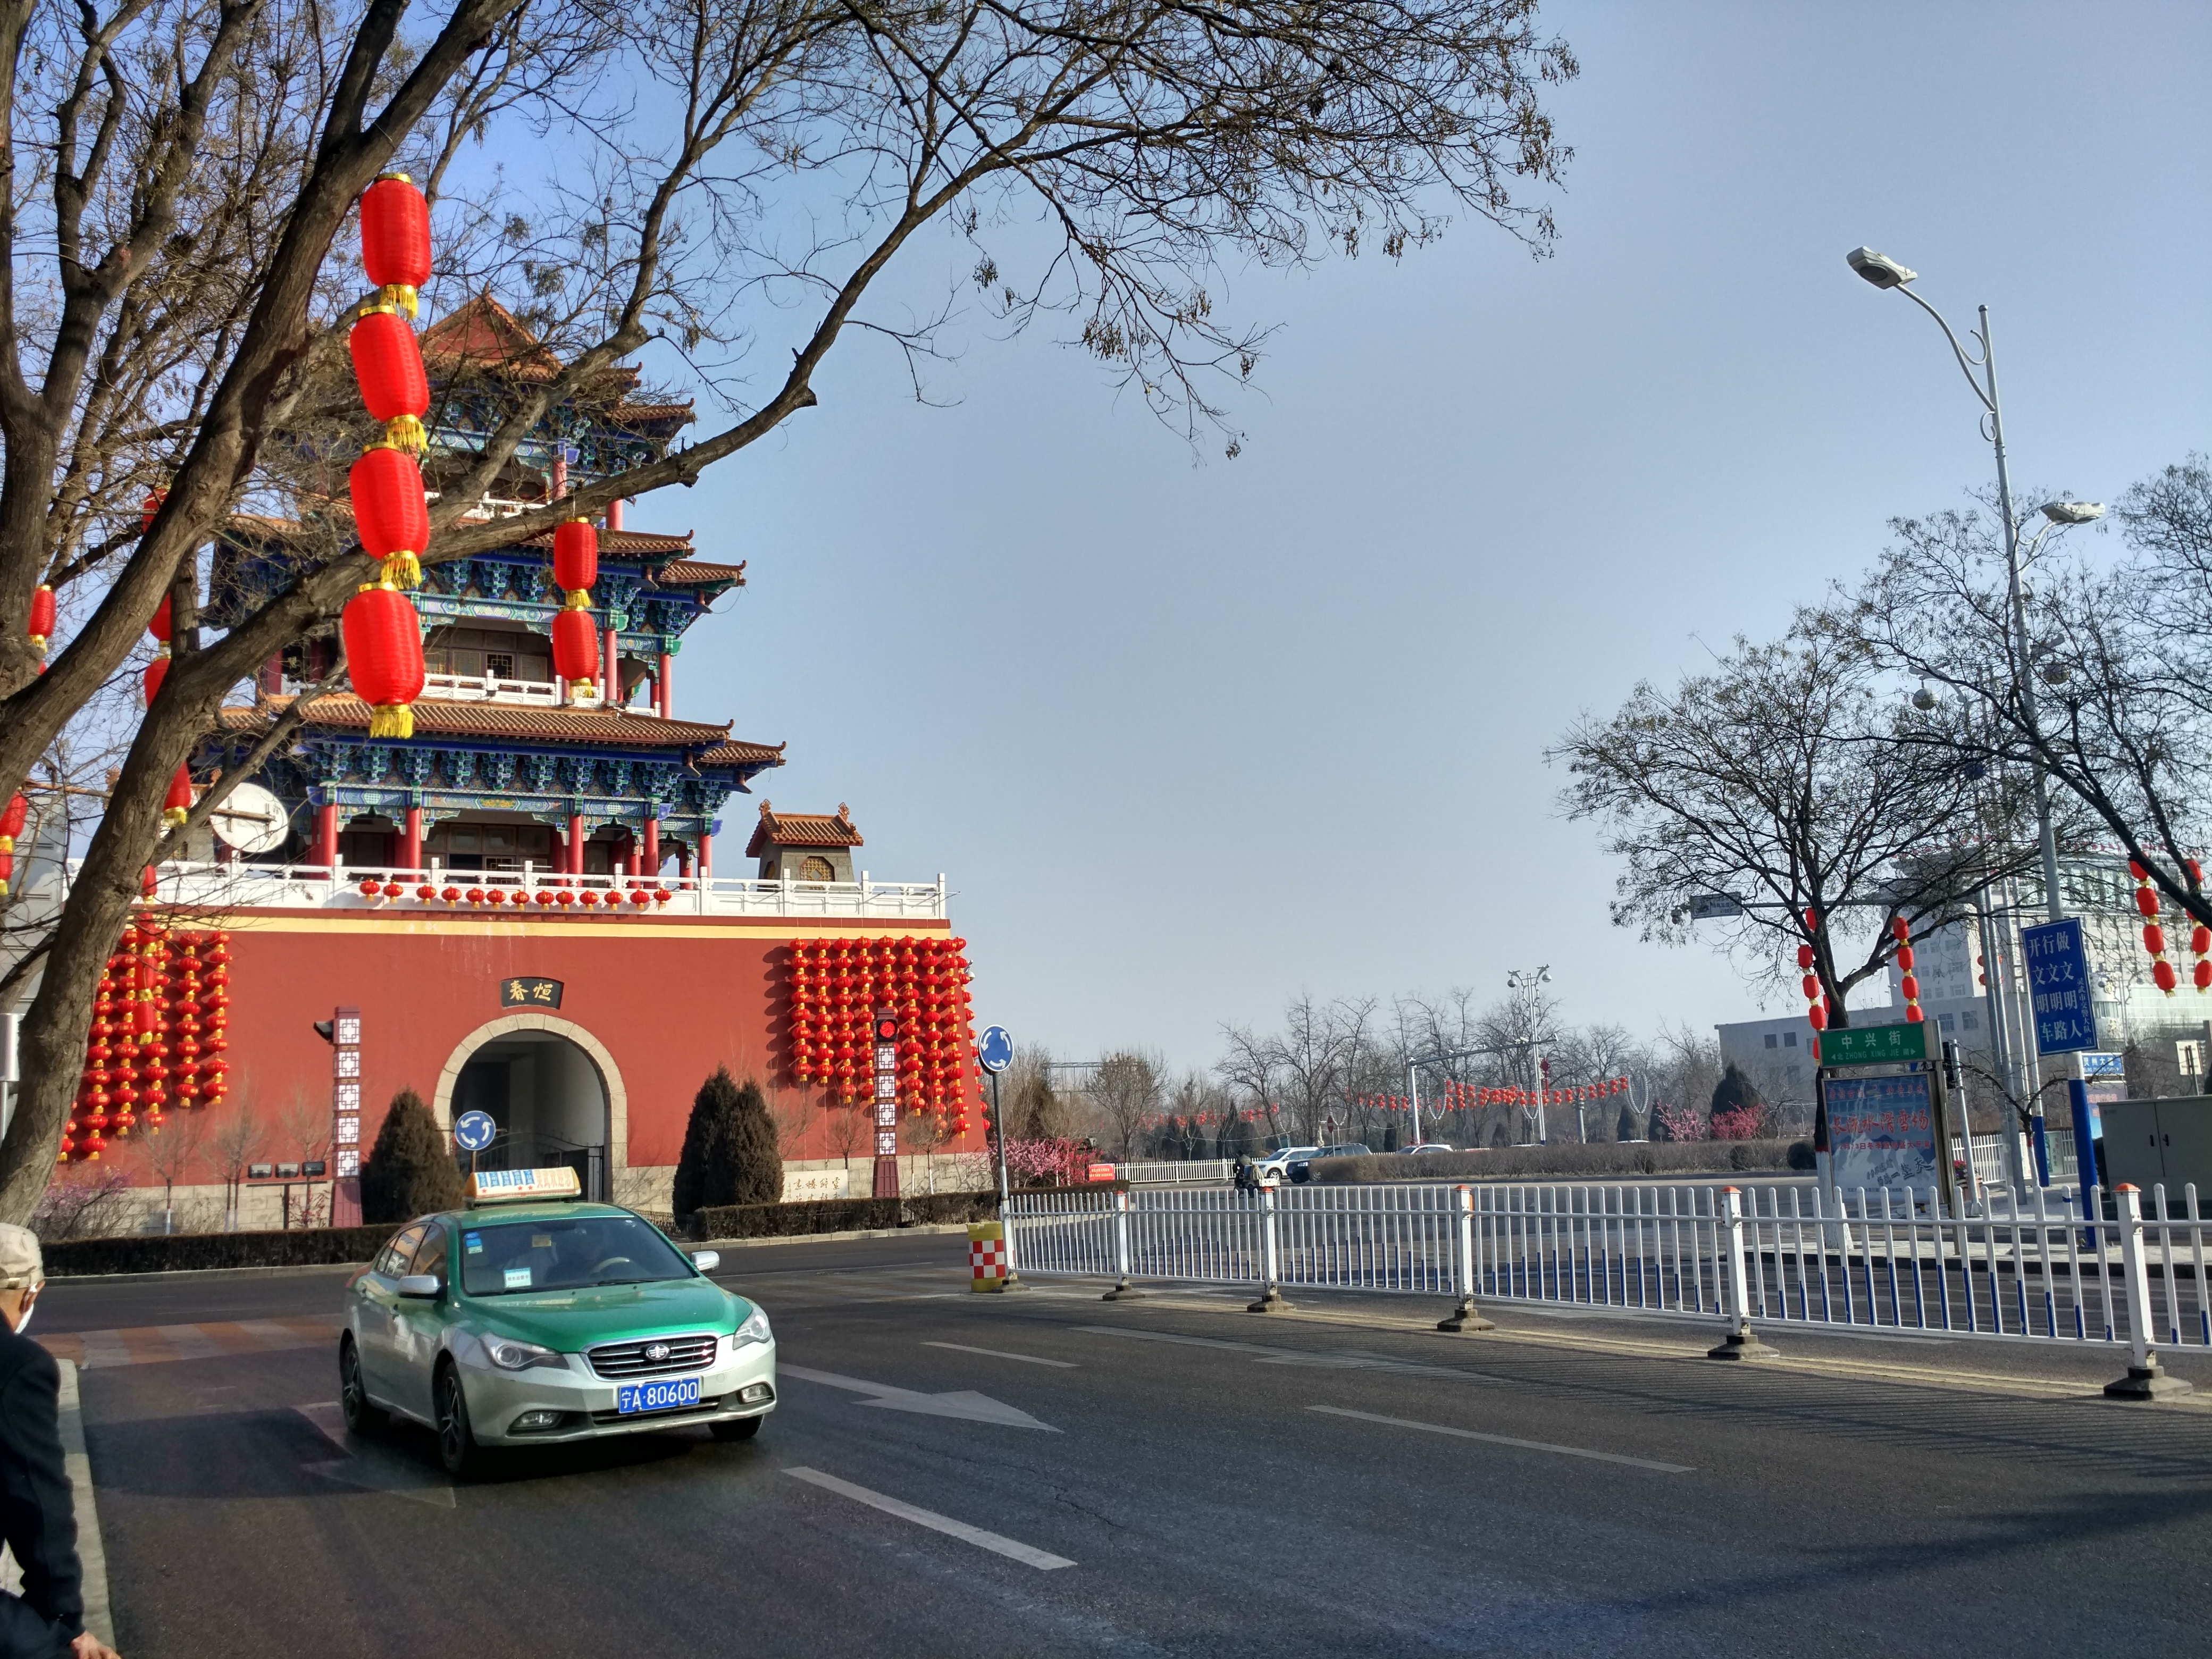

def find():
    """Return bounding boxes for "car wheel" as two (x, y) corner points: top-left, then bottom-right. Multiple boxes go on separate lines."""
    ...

(338, 1336), (385, 1434)
(434, 1361), (484, 1479)
(709, 1415), (762, 1443)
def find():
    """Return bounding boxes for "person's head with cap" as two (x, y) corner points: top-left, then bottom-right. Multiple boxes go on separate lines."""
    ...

(0, 1225), (45, 1333)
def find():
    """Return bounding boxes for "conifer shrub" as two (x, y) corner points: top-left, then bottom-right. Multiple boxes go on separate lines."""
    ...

(675, 1067), (784, 1216)
(360, 1088), (466, 1222)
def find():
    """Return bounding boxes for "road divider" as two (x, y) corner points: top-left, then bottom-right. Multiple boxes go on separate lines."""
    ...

(1306, 1404), (1694, 1472)
(783, 1467), (1075, 1569)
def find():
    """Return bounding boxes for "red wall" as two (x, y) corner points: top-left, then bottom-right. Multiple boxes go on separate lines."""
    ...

(158, 908), (982, 1175)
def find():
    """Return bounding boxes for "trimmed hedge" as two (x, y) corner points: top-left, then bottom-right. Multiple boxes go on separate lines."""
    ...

(690, 1190), (1000, 1241)
(1312, 1138), (1814, 1185)
(44, 1224), (398, 1278)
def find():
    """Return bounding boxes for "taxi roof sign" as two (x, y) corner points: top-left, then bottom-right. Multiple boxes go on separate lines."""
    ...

(465, 1167), (583, 1204)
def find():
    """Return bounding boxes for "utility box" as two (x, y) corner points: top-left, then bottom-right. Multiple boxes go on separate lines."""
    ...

(2099, 1095), (2212, 1204)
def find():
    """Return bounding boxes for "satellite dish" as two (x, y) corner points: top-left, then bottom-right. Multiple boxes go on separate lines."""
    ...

(208, 782), (289, 855)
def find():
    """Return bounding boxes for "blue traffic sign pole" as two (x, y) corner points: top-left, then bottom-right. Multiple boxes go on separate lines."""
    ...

(2020, 918), (2099, 1210)
(976, 1026), (1017, 1287)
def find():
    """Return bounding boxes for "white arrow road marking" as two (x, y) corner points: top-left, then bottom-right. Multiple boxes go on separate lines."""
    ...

(295, 1403), (458, 1507)
(1075, 1325), (1505, 1382)
(783, 1467), (1075, 1570)
(923, 1342), (1077, 1368)
(1307, 1405), (1695, 1473)
(779, 1365), (1059, 1430)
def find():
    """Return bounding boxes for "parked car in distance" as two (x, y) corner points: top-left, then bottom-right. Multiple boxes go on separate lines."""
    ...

(1248, 1146), (1321, 1187)
(1287, 1144), (1375, 1183)
(1398, 1143), (1456, 1155)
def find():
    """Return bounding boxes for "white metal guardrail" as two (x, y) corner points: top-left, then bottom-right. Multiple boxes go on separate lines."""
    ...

(1006, 1179), (2210, 1389)
(1119, 1160), (1234, 1187)
(103, 861), (949, 920)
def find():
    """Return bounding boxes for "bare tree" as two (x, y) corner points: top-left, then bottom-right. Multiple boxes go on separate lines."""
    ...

(1090, 1051), (1165, 1163)
(0, 0), (1579, 1224)
(208, 1090), (267, 1231)
(139, 1107), (209, 1235)
(1553, 622), (2042, 1029)
(823, 1100), (868, 1174)
(276, 1088), (330, 1228)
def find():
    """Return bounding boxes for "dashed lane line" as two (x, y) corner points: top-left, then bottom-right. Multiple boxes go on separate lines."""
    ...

(1306, 1404), (1696, 1473)
(783, 1467), (1076, 1569)
(923, 1342), (1077, 1368)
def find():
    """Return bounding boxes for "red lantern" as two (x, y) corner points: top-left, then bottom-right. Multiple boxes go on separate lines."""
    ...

(552, 606), (599, 697)
(553, 519), (598, 595)
(341, 581), (425, 738)
(143, 656), (167, 707)
(148, 592), (171, 642)
(348, 308), (429, 452)
(0, 792), (25, 849)
(2155, 960), (2179, 994)
(2134, 866), (2179, 997)
(349, 446), (430, 587)
(360, 174), (431, 317)
(27, 585), (54, 656)
(163, 766), (194, 828)
(142, 489), (165, 532)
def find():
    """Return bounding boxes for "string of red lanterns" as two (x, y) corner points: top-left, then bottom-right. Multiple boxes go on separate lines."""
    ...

(340, 175), (434, 739)
(1891, 915), (1924, 1024)
(26, 584), (54, 667)
(2133, 860), (2179, 996)
(66, 927), (228, 1162)
(0, 792), (25, 896)
(785, 937), (977, 1138)
(550, 518), (600, 699)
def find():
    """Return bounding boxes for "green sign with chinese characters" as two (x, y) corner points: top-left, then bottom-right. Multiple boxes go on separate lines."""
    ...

(1821, 1021), (1928, 1068)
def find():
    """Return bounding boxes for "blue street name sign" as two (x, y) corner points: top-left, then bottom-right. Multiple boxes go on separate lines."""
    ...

(977, 1025), (1014, 1075)
(2021, 917), (2100, 1057)
(453, 1110), (498, 1153)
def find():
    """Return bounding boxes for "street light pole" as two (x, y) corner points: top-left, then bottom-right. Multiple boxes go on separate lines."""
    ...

(1849, 249), (2065, 923)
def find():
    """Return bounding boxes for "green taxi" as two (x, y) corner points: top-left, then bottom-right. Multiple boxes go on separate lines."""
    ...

(339, 1169), (775, 1476)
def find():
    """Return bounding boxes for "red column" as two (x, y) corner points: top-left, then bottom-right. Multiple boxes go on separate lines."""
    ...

(608, 499), (625, 533)
(677, 845), (692, 880)
(313, 803), (339, 869)
(568, 814), (586, 875)
(698, 828), (712, 880)
(402, 807), (423, 871)
(656, 651), (673, 719)
(643, 818), (660, 876)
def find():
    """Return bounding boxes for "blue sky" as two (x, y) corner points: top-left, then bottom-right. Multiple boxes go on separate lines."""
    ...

(638, 2), (2210, 1070)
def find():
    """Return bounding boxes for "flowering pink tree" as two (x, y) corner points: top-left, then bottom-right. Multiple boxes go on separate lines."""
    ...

(1651, 1102), (1707, 1143)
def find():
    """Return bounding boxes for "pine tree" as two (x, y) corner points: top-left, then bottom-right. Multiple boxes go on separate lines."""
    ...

(360, 1088), (466, 1224)
(1708, 1061), (1768, 1140)
(724, 1077), (783, 1206)
(674, 1068), (785, 1215)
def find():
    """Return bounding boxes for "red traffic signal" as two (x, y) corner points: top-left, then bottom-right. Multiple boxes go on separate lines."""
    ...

(874, 1015), (899, 1043)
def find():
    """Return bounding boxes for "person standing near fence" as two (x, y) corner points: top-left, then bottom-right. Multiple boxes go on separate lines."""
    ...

(0, 1225), (118, 1659)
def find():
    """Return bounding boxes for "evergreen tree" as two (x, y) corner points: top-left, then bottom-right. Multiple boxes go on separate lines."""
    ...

(1708, 1061), (1768, 1139)
(1616, 1102), (1641, 1142)
(675, 1067), (784, 1215)
(360, 1088), (465, 1224)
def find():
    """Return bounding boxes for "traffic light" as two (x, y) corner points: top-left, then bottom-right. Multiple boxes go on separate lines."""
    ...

(874, 1013), (899, 1044)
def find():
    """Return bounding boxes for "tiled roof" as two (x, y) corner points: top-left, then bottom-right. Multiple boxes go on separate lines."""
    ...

(653, 558), (746, 586)
(508, 526), (696, 557)
(222, 695), (784, 759)
(611, 400), (696, 425)
(698, 740), (787, 768)
(421, 296), (566, 382)
(744, 800), (862, 856)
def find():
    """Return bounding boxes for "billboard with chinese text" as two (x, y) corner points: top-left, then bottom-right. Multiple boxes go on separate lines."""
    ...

(2021, 918), (2098, 1056)
(1825, 1071), (1941, 1194)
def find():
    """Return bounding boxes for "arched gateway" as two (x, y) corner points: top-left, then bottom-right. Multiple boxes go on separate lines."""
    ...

(432, 1014), (630, 1201)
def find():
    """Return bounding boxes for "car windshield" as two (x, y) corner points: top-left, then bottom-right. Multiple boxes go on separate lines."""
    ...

(456, 1214), (696, 1296)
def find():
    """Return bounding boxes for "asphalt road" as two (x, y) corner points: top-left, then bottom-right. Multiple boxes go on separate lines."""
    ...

(50, 1234), (2212, 1657)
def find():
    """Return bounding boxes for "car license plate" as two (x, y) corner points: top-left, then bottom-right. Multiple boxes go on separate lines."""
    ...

(616, 1376), (702, 1415)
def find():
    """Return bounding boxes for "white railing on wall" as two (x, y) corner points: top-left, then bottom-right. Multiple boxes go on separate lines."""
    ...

(110, 861), (949, 921)
(418, 672), (587, 708)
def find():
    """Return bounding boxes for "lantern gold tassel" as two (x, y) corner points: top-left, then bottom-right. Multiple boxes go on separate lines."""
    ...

(564, 588), (593, 610)
(384, 414), (426, 454)
(381, 550), (421, 588)
(378, 282), (419, 320)
(368, 702), (416, 739)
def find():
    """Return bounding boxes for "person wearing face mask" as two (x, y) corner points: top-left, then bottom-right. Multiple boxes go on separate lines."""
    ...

(0, 1225), (116, 1659)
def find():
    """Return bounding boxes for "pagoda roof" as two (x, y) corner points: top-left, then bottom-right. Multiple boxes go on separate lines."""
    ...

(653, 558), (747, 586)
(222, 695), (786, 761)
(222, 513), (730, 574)
(506, 524), (699, 559)
(420, 297), (695, 429)
(744, 801), (864, 857)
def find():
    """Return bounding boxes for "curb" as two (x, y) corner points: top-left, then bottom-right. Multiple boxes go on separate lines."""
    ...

(697, 1222), (976, 1252)
(56, 1360), (113, 1647)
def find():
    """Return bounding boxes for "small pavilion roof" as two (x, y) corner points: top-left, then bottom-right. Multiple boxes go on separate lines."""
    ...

(744, 801), (863, 857)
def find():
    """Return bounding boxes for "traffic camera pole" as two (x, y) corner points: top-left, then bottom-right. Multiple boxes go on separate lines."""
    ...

(871, 1005), (900, 1200)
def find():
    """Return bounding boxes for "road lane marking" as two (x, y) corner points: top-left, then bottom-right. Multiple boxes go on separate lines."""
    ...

(924, 1342), (1076, 1368)
(1075, 1325), (1504, 1382)
(783, 1467), (1075, 1569)
(1306, 1405), (1694, 1473)
(780, 1365), (1060, 1430)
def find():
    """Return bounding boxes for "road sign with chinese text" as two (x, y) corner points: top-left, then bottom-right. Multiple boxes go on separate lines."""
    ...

(1825, 1071), (1941, 1194)
(1820, 1021), (1929, 1068)
(2021, 918), (2099, 1056)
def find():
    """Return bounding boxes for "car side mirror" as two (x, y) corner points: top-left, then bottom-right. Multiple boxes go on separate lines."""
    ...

(395, 1274), (442, 1298)
(691, 1251), (720, 1272)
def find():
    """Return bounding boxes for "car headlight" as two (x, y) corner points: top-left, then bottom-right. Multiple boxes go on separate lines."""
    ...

(733, 1304), (772, 1348)
(485, 1337), (564, 1371)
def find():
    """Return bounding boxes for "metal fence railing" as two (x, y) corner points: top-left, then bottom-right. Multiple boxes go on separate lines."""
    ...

(1119, 1160), (1234, 1187)
(1004, 1179), (2210, 1390)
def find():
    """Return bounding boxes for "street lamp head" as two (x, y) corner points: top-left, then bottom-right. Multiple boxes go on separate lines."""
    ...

(1847, 246), (1917, 290)
(2039, 500), (2106, 525)
(1912, 685), (1939, 711)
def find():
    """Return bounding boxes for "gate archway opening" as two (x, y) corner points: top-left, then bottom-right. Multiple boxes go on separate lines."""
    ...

(434, 1015), (627, 1201)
